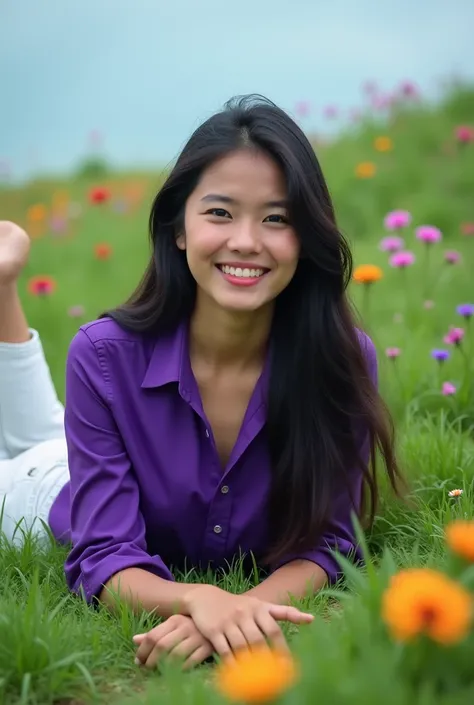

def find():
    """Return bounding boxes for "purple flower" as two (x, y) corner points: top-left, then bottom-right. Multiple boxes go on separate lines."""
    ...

(431, 349), (450, 363)
(379, 236), (405, 253)
(415, 225), (442, 244)
(384, 210), (412, 231)
(456, 304), (474, 319)
(389, 251), (416, 268)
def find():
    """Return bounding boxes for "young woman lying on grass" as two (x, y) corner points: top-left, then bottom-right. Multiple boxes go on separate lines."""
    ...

(0, 95), (401, 670)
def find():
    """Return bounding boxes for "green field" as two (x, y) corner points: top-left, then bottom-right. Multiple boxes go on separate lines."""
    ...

(0, 84), (473, 704)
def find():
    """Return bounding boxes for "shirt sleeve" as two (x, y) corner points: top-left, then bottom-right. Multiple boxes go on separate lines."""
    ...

(272, 333), (378, 586)
(63, 328), (174, 603)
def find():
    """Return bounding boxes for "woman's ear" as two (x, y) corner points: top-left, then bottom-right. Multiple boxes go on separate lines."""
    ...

(176, 232), (186, 250)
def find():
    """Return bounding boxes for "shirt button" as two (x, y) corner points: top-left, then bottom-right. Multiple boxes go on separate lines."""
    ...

(213, 524), (222, 534)
(205, 429), (210, 438)
(220, 485), (229, 494)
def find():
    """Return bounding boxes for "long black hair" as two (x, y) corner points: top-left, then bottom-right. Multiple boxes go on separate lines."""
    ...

(104, 94), (402, 563)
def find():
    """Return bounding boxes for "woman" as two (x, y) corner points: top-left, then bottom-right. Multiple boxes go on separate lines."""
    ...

(0, 95), (401, 669)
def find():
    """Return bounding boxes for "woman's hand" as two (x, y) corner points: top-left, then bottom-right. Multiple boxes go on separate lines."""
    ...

(133, 614), (214, 670)
(183, 585), (313, 659)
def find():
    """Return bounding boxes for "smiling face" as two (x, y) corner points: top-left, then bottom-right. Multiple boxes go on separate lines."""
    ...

(177, 149), (300, 316)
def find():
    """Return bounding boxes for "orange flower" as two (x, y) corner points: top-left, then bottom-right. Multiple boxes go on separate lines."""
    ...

(445, 520), (474, 562)
(382, 568), (471, 645)
(215, 646), (298, 703)
(27, 204), (47, 222)
(374, 136), (393, 152)
(27, 275), (57, 296)
(355, 161), (376, 178)
(353, 264), (383, 284)
(94, 242), (113, 260)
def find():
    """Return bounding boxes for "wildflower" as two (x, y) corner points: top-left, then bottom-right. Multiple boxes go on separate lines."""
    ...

(461, 222), (474, 236)
(382, 568), (472, 645)
(442, 382), (456, 396)
(94, 243), (113, 260)
(444, 250), (461, 264)
(415, 225), (442, 244)
(353, 264), (383, 284)
(399, 81), (419, 98)
(444, 327), (464, 345)
(386, 347), (401, 359)
(88, 186), (111, 205)
(384, 210), (412, 231)
(456, 303), (474, 319)
(448, 489), (463, 498)
(295, 100), (310, 118)
(445, 520), (474, 562)
(379, 236), (404, 253)
(431, 349), (450, 363)
(389, 251), (416, 268)
(27, 204), (47, 222)
(455, 125), (474, 144)
(215, 646), (298, 703)
(374, 136), (393, 152)
(50, 216), (68, 234)
(68, 305), (85, 318)
(27, 275), (57, 296)
(355, 162), (376, 178)
(323, 105), (337, 119)
(423, 300), (435, 310)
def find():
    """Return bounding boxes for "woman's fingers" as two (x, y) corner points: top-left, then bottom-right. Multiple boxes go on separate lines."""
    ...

(209, 632), (234, 661)
(136, 626), (185, 668)
(255, 609), (290, 653)
(237, 618), (268, 649)
(182, 643), (214, 671)
(223, 624), (249, 653)
(268, 604), (314, 624)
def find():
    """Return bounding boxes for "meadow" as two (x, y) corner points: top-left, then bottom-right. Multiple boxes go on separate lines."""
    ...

(0, 82), (473, 704)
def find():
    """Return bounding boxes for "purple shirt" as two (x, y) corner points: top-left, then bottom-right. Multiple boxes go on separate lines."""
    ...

(49, 317), (377, 603)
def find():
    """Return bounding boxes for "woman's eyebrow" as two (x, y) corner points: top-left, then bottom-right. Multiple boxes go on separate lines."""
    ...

(200, 194), (288, 208)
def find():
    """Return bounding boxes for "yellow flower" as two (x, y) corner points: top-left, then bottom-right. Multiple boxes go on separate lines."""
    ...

(382, 568), (472, 645)
(215, 646), (298, 703)
(353, 264), (383, 284)
(445, 520), (474, 562)
(374, 136), (393, 152)
(27, 203), (47, 222)
(355, 161), (376, 178)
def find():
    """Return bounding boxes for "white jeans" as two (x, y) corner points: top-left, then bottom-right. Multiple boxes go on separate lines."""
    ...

(0, 329), (69, 545)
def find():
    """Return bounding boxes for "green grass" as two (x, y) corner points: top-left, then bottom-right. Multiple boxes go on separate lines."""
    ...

(0, 83), (473, 704)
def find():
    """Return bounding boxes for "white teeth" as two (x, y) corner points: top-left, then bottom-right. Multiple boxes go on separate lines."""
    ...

(219, 265), (266, 278)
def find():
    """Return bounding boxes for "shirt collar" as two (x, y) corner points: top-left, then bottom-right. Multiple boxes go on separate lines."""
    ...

(141, 321), (193, 390)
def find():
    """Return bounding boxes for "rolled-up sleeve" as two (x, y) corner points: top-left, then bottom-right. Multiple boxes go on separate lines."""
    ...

(63, 329), (174, 603)
(273, 333), (378, 585)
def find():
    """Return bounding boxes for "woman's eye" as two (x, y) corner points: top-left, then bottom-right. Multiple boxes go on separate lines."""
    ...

(206, 208), (231, 218)
(264, 214), (288, 224)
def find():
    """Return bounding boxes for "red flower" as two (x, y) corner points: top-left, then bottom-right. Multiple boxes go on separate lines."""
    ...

(460, 222), (474, 236)
(28, 275), (57, 296)
(89, 186), (111, 205)
(94, 242), (113, 260)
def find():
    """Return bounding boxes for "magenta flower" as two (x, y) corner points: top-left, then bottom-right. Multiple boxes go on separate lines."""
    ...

(456, 304), (474, 319)
(379, 236), (405, 253)
(415, 225), (442, 244)
(442, 382), (456, 396)
(443, 327), (465, 345)
(389, 251), (416, 268)
(444, 250), (461, 265)
(384, 210), (412, 231)
(455, 125), (474, 144)
(399, 81), (419, 98)
(385, 347), (401, 359)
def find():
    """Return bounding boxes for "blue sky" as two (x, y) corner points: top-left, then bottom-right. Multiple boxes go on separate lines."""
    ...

(1, 0), (472, 181)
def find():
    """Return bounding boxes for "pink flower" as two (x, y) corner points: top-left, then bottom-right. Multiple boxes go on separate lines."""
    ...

(323, 105), (338, 119)
(386, 347), (401, 359)
(443, 327), (465, 345)
(389, 251), (416, 268)
(68, 305), (85, 318)
(415, 225), (442, 244)
(461, 222), (474, 236)
(371, 94), (392, 111)
(295, 101), (311, 118)
(384, 210), (412, 231)
(423, 300), (435, 310)
(455, 125), (474, 144)
(442, 382), (456, 396)
(399, 81), (419, 98)
(379, 236), (405, 253)
(444, 250), (461, 264)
